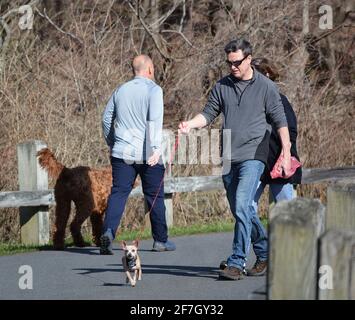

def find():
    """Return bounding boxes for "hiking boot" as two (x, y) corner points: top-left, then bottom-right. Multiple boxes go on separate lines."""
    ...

(219, 260), (247, 275)
(152, 240), (176, 252)
(100, 229), (114, 255)
(219, 266), (244, 280)
(246, 259), (267, 276)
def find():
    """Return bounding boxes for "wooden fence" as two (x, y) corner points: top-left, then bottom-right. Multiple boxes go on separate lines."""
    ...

(0, 139), (354, 299)
(268, 180), (355, 300)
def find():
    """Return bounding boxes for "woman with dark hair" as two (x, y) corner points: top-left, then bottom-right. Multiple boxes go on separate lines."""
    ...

(252, 58), (302, 235)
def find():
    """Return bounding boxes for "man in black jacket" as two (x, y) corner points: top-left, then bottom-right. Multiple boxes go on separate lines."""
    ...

(179, 39), (292, 280)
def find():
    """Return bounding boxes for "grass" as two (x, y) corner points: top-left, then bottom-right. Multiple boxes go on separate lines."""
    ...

(0, 218), (268, 256)
(0, 243), (45, 256)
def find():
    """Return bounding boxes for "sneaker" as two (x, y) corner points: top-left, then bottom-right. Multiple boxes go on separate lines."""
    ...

(219, 266), (244, 280)
(152, 240), (176, 252)
(100, 229), (114, 255)
(246, 259), (267, 276)
(219, 260), (247, 275)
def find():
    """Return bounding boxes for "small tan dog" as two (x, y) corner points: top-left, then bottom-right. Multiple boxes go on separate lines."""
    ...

(121, 240), (142, 287)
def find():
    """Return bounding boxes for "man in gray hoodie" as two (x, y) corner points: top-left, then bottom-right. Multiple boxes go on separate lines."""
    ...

(179, 39), (292, 280)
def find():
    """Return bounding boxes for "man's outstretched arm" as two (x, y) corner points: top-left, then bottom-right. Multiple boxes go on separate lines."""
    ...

(178, 114), (208, 134)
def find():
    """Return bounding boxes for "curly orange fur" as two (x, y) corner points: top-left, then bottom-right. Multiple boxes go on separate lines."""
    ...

(37, 148), (139, 250)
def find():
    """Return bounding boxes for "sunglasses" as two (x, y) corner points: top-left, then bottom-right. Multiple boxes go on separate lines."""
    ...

(226, 55), (249, 68)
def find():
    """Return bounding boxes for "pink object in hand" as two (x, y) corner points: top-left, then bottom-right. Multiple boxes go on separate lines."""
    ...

(270, 155), (302, 179)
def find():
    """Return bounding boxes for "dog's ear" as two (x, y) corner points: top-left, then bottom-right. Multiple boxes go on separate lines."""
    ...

(121, 241), (127, 249)
(133, 240), (139, 248)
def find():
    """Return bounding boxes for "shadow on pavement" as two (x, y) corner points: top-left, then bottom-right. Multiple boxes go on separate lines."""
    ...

(73, 264), (222, 280)
(55, 247), (156, 255)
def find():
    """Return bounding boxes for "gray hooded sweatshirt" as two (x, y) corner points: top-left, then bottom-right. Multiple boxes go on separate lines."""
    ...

(201, 68), (288, 164)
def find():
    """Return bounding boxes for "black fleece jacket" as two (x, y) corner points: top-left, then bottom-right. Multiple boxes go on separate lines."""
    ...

(261, 94), (302, 184)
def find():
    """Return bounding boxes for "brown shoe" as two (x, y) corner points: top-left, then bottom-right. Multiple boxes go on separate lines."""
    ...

(246, 259), (267, 276)
(219, 266), (244, 280)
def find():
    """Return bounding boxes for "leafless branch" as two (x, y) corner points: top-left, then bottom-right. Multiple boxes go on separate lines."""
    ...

(126, 0), (171, 60)
(0, 18), (11, 50)
(179, 0), (186, 33)
(101, 0), (116, 33)
(220, 0), (236, 27)
(285, 23), (348, 60)
(161, 29), (195, 48)
(149, 0), (183, 29)
(35, 8), (84, 46)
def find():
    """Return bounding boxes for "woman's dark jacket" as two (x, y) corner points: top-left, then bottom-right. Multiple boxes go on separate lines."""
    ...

(261, 94), (302, 184)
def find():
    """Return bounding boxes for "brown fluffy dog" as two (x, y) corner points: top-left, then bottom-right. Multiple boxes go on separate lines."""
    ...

(37, 148), (138, 250)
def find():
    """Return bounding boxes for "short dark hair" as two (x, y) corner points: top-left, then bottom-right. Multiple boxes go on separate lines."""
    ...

(224, 39), (252, 57)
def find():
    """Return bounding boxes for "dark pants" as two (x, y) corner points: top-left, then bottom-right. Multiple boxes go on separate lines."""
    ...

(103, 157), (167, 242)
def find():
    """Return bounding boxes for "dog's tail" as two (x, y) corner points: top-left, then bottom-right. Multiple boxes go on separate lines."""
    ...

(37, 148), (65, 179)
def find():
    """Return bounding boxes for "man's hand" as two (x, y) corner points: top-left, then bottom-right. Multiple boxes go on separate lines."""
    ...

(178, 121), (191, 134)
(147, 150), (161, 166)
(178, 114), (208, 134)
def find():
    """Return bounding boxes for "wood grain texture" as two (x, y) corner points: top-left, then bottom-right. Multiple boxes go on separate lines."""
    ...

(17, 141), (49, 245)
(326, 180), (355, 232)
(318, 229), (355, 300)
(268, 198), (325, 300)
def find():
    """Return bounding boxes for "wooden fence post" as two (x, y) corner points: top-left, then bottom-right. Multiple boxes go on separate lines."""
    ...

(162, 130), (174, 227)
(17, 140), (49, 245)
(318, 229), (355, 300)
(326, 179), (355, 231)
(351, 257), (355, 300)
(268, 198), (325, 299)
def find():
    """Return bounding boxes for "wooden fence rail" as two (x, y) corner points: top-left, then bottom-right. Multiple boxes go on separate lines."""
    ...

(2, 168), (355, 208)
(0, 139), (354, 300)
(0, 139), (355, 244)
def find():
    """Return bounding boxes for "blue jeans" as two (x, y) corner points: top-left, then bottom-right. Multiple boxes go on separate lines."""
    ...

(103, 157), (168, 242)
(251, 182), (294, 259)
(253, 182), (294, 206)
(222, 160), (266, 270)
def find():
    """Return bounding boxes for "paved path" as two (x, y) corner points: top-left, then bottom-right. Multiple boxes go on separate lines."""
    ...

(0, 232), (266, 300)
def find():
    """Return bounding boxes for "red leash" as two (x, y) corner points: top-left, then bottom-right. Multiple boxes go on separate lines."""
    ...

(138, 134), (180, 239)
(148, 134), (179, 215)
